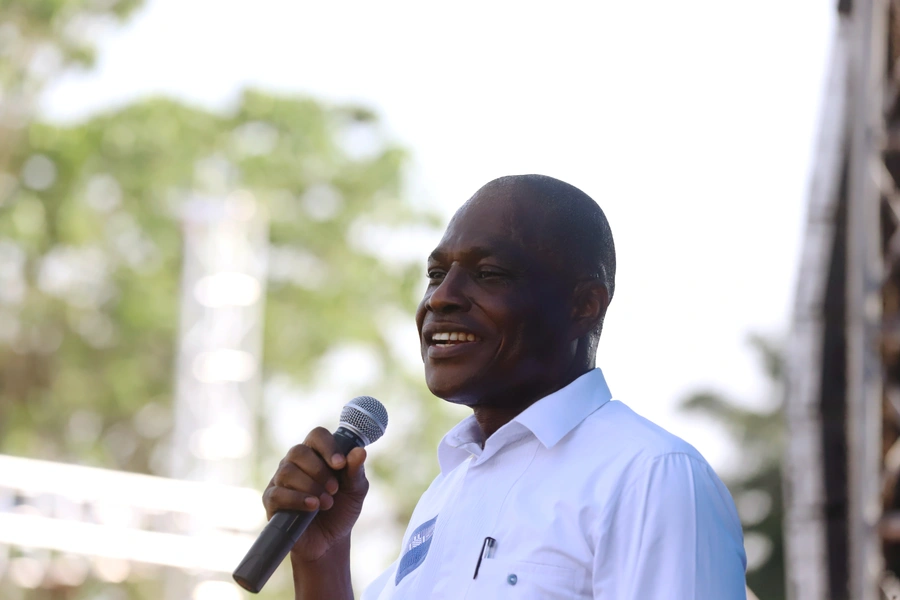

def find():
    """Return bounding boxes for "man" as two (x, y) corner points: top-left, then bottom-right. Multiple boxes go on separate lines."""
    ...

(264, 175), (747, 599)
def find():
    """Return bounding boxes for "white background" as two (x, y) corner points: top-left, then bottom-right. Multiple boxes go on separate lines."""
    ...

(41, 0), (835, 474)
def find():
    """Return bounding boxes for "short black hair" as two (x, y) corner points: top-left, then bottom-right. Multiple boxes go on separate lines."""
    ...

(482, 174), (616, 300)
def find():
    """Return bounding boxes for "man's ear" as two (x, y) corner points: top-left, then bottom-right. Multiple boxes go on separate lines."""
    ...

(570, 279), (610, 338)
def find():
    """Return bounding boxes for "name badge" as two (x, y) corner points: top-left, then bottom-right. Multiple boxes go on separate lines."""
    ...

(396, 516), (437, 585)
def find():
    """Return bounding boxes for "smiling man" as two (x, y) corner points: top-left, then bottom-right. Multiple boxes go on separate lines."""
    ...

(265, 175), (748, 599)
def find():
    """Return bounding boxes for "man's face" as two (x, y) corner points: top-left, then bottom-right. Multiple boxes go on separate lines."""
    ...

(415, 189), (574, 407)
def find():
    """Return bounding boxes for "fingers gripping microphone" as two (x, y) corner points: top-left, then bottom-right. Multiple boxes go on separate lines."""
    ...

(233, 396), (388, 593)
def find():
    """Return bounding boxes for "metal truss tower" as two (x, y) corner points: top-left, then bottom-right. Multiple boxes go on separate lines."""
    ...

(167, 190), (268, 597)
(786, 1), (900, 599)
(170, 191), (268, 486)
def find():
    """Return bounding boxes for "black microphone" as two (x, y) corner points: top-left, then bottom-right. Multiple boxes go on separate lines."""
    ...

(233, 396), (389, 593)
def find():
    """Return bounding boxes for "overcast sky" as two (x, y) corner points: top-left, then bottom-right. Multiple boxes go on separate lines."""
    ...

(40, 0), (836, 471)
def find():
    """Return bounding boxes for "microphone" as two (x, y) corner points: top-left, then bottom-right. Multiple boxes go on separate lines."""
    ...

(233, 396), (389, 593)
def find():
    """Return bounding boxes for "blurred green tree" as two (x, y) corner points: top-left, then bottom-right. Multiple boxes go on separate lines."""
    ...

(678, 334), (785, 600)
(0, 84), (460, 600)
(0, 90), (452, 472)
(0, 0), (144, 174)
(0, 3), (464, 599)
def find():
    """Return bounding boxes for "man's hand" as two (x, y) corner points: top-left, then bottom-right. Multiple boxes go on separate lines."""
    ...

(262, 427), (369, 564)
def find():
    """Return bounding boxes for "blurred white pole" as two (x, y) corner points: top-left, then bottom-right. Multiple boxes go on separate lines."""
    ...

(845, 0), (887, 598)
(170, 190), (268, 486)
(0, 453), (262, 529)
(783, 11), (849, 600)
(0, 513), (253, 573)
(168, 188), (269, 598)
(0, 453), (263, 576)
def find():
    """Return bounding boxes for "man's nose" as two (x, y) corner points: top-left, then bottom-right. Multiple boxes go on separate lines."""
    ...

(426, 265), (472, 313)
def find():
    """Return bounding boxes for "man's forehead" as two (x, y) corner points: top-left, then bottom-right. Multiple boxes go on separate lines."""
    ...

(428, 199), (560, 272)
(449, 187), (542, 236)
(432, 196), (529, 252)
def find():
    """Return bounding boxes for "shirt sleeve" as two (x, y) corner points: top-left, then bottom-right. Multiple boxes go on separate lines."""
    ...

(592, 452), (748, 599)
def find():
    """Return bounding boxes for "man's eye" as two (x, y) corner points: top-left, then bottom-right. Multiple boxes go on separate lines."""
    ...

(477, 270), (506, 280)
(427, 270), (446, 280)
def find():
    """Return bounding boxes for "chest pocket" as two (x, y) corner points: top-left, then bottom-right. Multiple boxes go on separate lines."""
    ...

(465, 558), (585, 599)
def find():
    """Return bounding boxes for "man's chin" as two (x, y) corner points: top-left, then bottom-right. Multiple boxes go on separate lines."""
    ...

(425, 375), (482, 407)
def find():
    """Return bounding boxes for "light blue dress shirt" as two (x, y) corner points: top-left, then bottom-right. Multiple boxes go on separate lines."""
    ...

(362, 368), (747, 599)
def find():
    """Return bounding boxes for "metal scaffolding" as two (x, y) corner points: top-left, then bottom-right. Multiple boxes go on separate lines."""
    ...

(786, 1), (897, 599)
(166, 190), (269, 598)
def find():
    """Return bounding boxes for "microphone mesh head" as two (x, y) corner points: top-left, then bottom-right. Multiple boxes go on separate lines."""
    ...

(339, 396), (388, 445)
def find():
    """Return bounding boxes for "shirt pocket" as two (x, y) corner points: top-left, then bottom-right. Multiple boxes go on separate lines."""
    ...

(465, 558), (584, 600)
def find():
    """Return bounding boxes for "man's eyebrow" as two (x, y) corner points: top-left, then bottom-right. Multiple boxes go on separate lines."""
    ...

(427, 245), (521, 263)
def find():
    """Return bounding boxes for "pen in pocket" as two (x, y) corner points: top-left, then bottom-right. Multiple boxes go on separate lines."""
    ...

(473, 536), (496, 579)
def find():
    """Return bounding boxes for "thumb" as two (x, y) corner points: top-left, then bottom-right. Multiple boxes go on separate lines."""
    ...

(341, 447), (368, 493)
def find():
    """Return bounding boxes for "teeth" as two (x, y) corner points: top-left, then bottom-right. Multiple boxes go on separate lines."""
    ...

(432, 332), (477, 342)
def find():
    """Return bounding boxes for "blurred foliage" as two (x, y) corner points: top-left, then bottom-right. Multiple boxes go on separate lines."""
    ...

(678, 333), (785, 600)
(0, 89), (463, 596)
(1, 88), (443, 463)
(0, 0), (144, 173)
(0, 1), (465, 598)
(0, 0), (142, 73)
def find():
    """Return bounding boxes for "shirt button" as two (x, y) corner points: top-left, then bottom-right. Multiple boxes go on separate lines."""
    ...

(507, 574), (518, 586)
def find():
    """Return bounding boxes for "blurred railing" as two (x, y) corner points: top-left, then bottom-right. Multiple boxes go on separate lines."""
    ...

(0, 453), (264, 583)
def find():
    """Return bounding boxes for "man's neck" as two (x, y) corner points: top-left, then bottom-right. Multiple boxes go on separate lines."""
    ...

(470, 365), (593, 441)
(471, 405), (528, 442)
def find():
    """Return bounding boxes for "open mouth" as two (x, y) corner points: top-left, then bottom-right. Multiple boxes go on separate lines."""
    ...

(430, 331), (480, 347)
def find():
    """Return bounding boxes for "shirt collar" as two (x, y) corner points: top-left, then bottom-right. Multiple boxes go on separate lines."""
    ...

(437, 368), (613, 474)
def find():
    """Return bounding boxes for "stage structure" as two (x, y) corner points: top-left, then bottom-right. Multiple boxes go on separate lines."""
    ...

(785, 0), (900, 599)
(169, 192), (268, 487)
(166, 190), (269, 598)
(0, 190), (269, 598)
(0, 453), (262, 586)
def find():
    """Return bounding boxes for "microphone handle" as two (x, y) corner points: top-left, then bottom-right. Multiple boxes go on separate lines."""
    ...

(233, 428), (364, 593)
